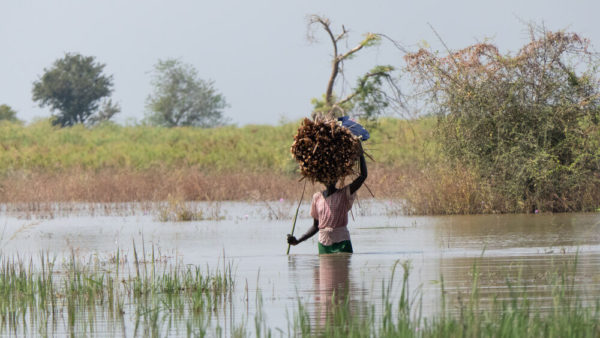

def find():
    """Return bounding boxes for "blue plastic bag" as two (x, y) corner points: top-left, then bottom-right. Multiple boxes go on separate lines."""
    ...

(338, 116), (370, 141)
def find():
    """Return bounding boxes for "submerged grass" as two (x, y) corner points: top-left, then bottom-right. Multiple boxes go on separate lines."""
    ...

(156, 195), (225, 222)
(283, 258), (600, 338)
(0, 247), (234, 336)
(0, 251), (597, 336)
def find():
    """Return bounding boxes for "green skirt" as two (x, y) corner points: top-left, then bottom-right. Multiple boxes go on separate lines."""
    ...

(318, 240), (353, 254)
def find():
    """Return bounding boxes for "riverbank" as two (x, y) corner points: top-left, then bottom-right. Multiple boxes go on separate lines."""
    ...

(0, 166), (409, 203)
(0, 118), (437, 211)
(1, 118), (599, 214)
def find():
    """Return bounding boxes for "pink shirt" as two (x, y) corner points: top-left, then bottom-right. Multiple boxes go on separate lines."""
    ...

(310, 186), (356, 246)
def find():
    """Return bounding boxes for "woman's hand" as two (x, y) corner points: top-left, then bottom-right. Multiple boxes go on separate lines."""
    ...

(287, 234), (300, 245)
(287, 220), (318, 246)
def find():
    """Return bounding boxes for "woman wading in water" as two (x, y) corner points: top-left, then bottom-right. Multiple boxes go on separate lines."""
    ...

(287, 151), (367, 254)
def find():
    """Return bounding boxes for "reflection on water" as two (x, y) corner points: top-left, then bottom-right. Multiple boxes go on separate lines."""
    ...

(288, 253), (372, 332)
(316, 254), (351, 305)
(0, 201), (599, 335)
(314, 254), (351, 327)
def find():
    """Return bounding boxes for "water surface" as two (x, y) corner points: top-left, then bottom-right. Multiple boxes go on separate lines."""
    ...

(1, 200), (599, 335)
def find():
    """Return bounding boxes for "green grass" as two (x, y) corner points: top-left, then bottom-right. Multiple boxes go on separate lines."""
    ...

(4, 117), (597, 214)
(0, 251), (597, 337)
(0, 248), (234, 336)
(281, 259), (600, 338)
(0, 118), (436, 175)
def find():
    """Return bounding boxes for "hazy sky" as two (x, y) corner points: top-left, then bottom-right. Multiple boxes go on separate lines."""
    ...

(1, 0), (598, 126)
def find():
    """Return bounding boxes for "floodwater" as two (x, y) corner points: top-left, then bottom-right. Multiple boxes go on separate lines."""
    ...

(1, 200), (600, 336)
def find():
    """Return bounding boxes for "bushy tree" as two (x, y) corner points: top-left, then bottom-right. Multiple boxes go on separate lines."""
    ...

(0, 104), (20, 123)
(32, 53), (119, 127)
(145, 59), (228, 127)
(405, 26), (600, 212)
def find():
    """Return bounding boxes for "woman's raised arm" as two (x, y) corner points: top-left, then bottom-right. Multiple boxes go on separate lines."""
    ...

(349, 152), (367, 195)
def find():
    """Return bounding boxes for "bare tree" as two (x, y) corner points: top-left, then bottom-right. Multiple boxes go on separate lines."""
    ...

(308, 15), (402, 120)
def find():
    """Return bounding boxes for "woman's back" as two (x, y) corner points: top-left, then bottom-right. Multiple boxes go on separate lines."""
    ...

(310, 186), (355, 230)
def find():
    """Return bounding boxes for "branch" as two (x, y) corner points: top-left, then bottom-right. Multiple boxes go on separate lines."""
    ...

(335, 25), (348, 43)
(339, 33), (377, 61)
(427, 23), (460, 70)
(337, 92), (358, 107)
(309, 15), (340, 107)
(312, 16), (338, 59)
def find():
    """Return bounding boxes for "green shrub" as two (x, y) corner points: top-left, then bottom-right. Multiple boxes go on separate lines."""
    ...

(405, 27), (600, 212)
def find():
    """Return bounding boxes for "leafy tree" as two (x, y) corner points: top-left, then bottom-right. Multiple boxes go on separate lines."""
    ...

(0, 104), (20, 123)
(32, 53), (118, 127)
(405, 26), (600, 212)
(145, 59), (228, 127)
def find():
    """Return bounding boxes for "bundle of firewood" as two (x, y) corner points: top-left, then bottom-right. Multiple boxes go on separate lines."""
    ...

(290, 118), (361, 184)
